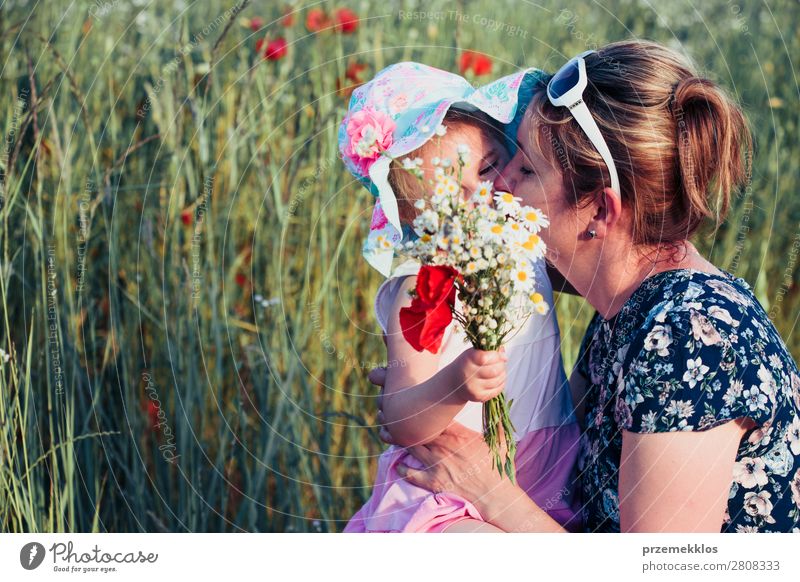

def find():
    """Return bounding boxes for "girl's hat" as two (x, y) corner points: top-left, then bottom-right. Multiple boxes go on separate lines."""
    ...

(338, 61), (546, 277)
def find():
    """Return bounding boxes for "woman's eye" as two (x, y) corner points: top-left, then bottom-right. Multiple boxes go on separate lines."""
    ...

(520, 166), (535, 176)
(478, 159), (498, 177)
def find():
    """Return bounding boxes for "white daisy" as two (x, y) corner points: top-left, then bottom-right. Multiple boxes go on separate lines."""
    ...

(493, 191), (523, 214)
(519, 206), (550, 232)
(471, 180), (494, 205)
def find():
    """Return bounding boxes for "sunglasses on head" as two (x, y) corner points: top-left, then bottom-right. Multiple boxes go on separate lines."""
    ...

(547, 50), (620, 194)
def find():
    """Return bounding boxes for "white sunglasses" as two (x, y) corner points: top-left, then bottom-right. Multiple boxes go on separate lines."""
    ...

(547, 50), (620, 194)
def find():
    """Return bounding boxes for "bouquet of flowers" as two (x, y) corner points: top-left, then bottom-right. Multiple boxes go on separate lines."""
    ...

(397, 147), (550, 483)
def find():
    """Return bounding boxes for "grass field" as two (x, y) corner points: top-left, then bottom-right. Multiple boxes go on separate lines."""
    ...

(0, 0), (797, 532)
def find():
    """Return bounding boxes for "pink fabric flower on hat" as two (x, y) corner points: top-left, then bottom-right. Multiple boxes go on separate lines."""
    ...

(345, 107), (396, 176)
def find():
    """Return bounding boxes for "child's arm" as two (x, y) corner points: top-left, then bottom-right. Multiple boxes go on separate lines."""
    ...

(381, 276), (507, 448)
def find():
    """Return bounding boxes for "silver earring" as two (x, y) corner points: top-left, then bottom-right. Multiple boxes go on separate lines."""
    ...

(588, 229), (597, 239)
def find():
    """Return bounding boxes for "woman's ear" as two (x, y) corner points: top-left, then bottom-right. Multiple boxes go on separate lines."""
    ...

(589, 187), (623, 238)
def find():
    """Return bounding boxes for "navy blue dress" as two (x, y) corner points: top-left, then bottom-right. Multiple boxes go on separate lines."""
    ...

(576, 269), (800, 532)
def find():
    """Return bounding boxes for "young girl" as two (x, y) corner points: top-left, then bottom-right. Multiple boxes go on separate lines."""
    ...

(338, 62), (582, 533)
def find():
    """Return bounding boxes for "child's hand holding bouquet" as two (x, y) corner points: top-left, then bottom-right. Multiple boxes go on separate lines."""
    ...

(397, 145), (550, 483)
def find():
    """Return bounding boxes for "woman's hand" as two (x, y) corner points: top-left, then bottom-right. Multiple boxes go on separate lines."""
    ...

(368, 364), (565, 532)
(368, 365), (396, 445)
(396, 422), (510, 500)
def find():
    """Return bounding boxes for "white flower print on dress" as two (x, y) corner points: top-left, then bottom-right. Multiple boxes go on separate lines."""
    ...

(758, 364), (778, 399)
(708, 305), (739, 327)
(743, 385), (769, 412)
(579, 269), (800, 532)
(743, 491), (776, 524)
(791, 469), (800, 509)
(723, 379), (745, 408)
(665, 399), (695, 419)
(733, 456), (769, 489)
(683, 357), (709, 388)
(787, 417), (800, 456)
(644, 325), (673, 356)
(689, 311), (723, 346)
(707, 279), (750, 306)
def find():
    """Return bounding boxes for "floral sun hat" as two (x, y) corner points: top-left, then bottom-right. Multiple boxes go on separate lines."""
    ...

(338, 61), (546, 277)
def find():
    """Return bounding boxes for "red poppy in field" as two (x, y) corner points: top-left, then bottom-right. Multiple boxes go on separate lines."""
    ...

(235, 273), (247, 287)
(147, 400), (160, 431)
(249, 16), (264, 32)
(334, 8), (359, 34)
(345, 61), (367, 83)
(180, 210), (192, 226)
(281, 6), (295, 27)
(336, 61), (368, 99)
(306, 8), (330, 32)
(459, 50), (493, 77)
(264, 37), (288, 60)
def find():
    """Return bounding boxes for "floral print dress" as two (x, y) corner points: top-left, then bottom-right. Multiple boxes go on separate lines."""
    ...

(576, 268), (800, 532)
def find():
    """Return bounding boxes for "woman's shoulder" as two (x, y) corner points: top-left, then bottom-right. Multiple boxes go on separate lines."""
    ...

(619, 268), (800, 433)
(632, 268), (762, 339)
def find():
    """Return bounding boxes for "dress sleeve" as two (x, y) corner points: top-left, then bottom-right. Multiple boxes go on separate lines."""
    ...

(373, 261), (421, 334)
(620, 300), (776, 434)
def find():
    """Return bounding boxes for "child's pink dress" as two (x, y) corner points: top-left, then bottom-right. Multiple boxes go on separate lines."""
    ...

(344, 259), (582, 533)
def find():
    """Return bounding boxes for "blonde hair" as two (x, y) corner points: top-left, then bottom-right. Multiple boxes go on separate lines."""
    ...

(529, 40), (752, 246)
(389, 108), (506, 224)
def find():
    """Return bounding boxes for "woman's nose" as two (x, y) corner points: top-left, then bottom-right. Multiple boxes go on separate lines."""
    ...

(494, 169), (513, 193)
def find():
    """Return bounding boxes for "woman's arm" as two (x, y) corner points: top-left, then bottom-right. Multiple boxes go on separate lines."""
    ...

(618, 418), (752, 532)
(381, 276), (506, 447)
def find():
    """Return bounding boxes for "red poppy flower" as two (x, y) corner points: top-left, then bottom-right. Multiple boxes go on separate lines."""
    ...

(345, 61), (367, 83)
(459, 50), (493, 77)
(306, 8), (330, 32)
(249, 17), (264, 32)
(472, 53), (493, 76)
(235, 273), (247, 287)
(281, 7), (295, 27)
(334, 8), (358, 34)
(181, 210), (192, 226)
(265, 37), (288, 60)
(399, 265), (459, 353)
(147, 400), (160, 431)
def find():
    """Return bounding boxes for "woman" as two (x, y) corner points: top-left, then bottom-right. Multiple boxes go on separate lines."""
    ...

(369, 40), (800, 532)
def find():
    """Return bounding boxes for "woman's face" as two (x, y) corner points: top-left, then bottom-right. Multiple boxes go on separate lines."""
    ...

(494, 110), (587, 271)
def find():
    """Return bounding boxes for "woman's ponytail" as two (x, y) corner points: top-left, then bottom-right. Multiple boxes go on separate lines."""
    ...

(671, 76), (752, 232)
